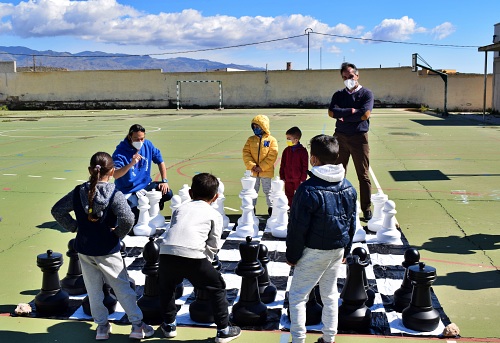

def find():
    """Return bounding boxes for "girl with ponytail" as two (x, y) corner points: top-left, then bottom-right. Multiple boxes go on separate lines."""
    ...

(51, 152), (154, 340)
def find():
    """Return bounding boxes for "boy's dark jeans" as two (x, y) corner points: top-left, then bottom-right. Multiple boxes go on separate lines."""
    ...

(159, 254), (229, 330)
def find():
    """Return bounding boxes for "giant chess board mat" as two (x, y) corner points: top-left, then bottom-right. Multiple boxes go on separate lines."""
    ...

(25, 222), (451, 337)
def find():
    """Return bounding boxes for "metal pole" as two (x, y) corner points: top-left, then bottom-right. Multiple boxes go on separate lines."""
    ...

(483, 51), (488, 123)
(305, 28), (313, 70)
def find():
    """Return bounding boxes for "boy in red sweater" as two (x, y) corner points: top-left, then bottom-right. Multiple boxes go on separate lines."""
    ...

(279, 126), (309, 207)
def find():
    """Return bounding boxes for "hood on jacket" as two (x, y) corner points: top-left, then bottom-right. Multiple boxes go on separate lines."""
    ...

(251, 114), (270, 136)
(79, 182), (116, 218)
(310, 164), (345, 183)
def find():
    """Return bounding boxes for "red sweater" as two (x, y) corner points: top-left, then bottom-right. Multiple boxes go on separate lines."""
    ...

(279, 144), (308, 182)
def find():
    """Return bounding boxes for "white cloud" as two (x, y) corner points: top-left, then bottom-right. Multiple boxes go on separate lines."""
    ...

(363, 16), (426, 42)
(0, 0), (362, 51)
(431, 22), (455, 40)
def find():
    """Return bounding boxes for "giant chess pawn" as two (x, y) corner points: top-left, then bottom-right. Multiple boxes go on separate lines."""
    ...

(170, 194), (183, 216)
(178, 184), (191, 203)
(305, 285), (323, 326)
(82, 283), (117, 316)
(353, 201), (366, 243)
(120, 241), (136, 291)
(35, 249), (70, 315)
(270, 196), (289, 239)
(133, 194), (155, 236)
(338, 247), (372, 332)
(61, 238), (86, 295)
(214, 178), (230, 229)
(393, 248), (420, 312)
(266, 177), (285, 231)
(257, 244), (277, 304)
(376, 200), (401, 244)
(402, 262), (440, 332)
(189, 254), (222, 323)
(138, 236), (162, 324)
(147, 189), (166, 229)
(367, 192), (388, 232)
(231, 236), (268, 326)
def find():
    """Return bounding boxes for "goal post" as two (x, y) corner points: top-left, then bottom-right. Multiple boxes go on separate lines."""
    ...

(176, 80), (223, 110)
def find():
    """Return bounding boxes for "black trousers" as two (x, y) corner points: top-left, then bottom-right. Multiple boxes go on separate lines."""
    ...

(159, 254), (229, 330)
(334, 132), (372, 212)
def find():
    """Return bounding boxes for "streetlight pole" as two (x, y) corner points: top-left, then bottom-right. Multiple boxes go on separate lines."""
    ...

(305, 28), (313, 70)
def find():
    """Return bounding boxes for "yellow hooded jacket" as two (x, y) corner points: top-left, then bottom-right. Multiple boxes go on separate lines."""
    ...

(242, 114), (279, 178)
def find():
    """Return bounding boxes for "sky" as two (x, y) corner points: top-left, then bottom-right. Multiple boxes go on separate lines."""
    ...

(0, 0), (498, 73)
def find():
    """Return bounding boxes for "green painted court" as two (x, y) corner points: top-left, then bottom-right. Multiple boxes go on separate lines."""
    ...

(0, 108), (499, 342)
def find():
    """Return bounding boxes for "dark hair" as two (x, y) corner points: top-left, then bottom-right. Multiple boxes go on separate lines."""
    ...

(340, 62), (358, 75)
(127, 124), (146, 140)
(190, 173), (219, 201)
(309, 135), (339, 164)
(87, 152), (114, 222)
(286, 126), (302, 140)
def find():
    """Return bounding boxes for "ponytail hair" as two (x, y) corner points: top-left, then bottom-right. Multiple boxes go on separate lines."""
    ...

(87, 152), (114, 222)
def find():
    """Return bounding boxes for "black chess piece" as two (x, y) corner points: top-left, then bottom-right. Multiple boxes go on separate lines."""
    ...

(35, 249), (70, 315)
(61, 238), (86, 295)
(402, 262), (440, 332)
(305, 284), (323, 325)
(189, 254), (222, 323)
(257, 243), (277, 304)
(120, 240), (136, 291)
(338, 247), (372, 332)
(393, 248), (420, 312)
(82, 283), (117, 316)
(287, 284), (323, 326)
(231, 236), (268, 326)
(138, 236), (162, 324)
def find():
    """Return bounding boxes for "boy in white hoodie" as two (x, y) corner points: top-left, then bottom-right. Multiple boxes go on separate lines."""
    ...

(158, 173), (241, 343)
(286, 135), (357, 343)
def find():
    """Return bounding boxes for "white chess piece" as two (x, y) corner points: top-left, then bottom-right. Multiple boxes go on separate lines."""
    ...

(133, 195), (155, 236)
(266, 176), (285, 231)
(368, 192), (388, 232)
(270, 195), (289, 238)
(146, 190), (165, 229)
(353, 200), (366, 242)
(376, 200), (401, 244)
(235, 171), (259, 237)
(178, 184), (191, 203)
(213, 177), (229, 229)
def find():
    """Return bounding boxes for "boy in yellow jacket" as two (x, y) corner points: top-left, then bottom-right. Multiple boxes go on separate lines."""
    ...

(242, 114), (279, 215)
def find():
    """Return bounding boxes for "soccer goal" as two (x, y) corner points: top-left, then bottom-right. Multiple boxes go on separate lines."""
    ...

(176, 80), (223, 110)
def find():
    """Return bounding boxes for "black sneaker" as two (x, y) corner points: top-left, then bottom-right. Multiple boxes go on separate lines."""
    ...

(160, 322), (177, 338)
(215, 325), (241, 343)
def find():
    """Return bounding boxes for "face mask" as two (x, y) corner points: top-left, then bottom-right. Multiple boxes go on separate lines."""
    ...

(253, 127), (263, 136)
(286, 139), (294, 147)
(132, 141), (143, 150)
(344, 79), (357, 90)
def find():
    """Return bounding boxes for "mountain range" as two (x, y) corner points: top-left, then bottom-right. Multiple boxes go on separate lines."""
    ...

(0, 46), (265, 72)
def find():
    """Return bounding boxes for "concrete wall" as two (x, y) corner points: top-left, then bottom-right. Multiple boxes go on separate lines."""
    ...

(0, 61), (494, 111)
(493, 23), (500, 112)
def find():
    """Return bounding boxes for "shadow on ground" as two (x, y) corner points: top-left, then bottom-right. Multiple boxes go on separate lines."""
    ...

(415, 234), (500, 255)
(435, 270), (500, 290)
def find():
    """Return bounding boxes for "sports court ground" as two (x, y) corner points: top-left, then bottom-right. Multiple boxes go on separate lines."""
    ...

(0, 108), (499, 342)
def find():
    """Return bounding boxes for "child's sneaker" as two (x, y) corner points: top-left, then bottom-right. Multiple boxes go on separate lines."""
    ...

(96, 322), (111, 340)
(215, 325), (241, 343)
(129, 321), (155, 339)
(316, 338), (333, 343)
(160, 322), (177, 338)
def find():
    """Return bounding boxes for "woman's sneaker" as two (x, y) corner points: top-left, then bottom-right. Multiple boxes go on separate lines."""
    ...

(160, 322), (177, 338)
(129, 322), (155, 339)
(96, 322), (111, 340)
(215, 325), (241, 343)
